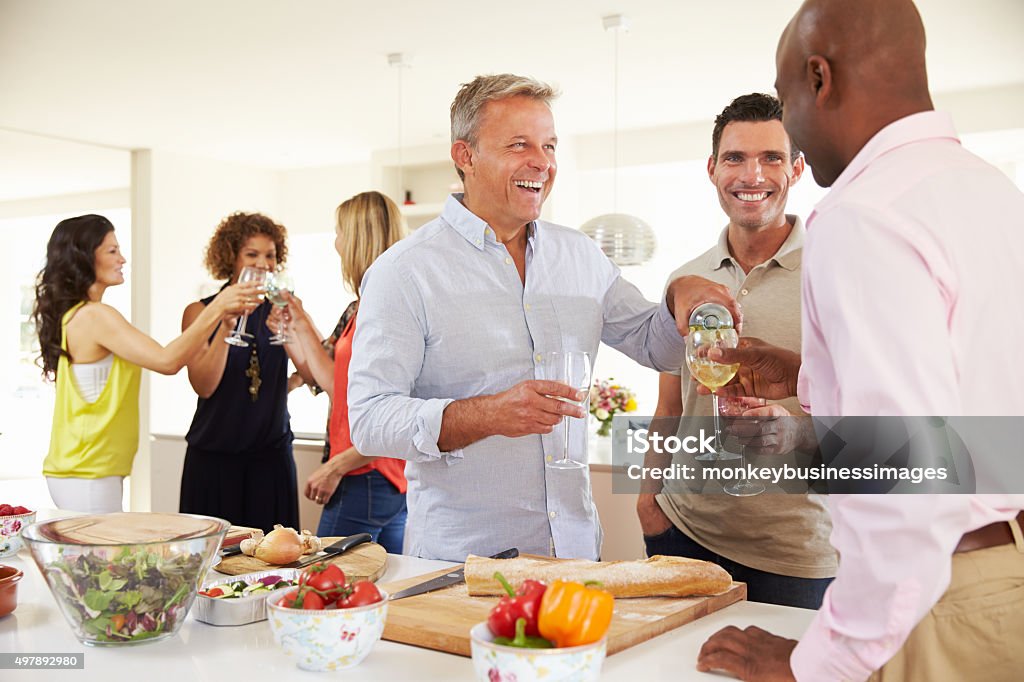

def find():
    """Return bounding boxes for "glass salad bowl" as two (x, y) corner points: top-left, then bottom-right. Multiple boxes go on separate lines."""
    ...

(23, 512), (229, 646)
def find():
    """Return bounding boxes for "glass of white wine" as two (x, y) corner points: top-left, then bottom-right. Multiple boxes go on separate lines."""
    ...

(265, 267), (294, 345)
(538, 350), (591, 470)
(686, 304), (742, 462)
(225, 266), (268, 347)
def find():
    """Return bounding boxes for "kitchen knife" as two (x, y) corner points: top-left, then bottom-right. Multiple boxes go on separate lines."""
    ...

(279, 533), (374, 569)
(388, 547), (519, 601)
(219, 543), (244, 558)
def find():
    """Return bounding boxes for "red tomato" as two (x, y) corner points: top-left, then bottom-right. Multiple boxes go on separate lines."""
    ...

(205, 587), (224, 598)
(300, 562), (346, 596)
(338, 580), (382, 609)
(279, 589), (326, 610)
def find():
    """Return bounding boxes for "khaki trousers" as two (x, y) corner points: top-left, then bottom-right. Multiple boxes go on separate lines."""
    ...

(871, 518), (1024, 682)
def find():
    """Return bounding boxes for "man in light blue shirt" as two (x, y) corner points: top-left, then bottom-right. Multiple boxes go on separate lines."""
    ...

(349, 74), (740, 561)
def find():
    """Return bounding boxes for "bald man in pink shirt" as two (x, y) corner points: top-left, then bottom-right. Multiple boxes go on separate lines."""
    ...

(695, 1), (1024, 680)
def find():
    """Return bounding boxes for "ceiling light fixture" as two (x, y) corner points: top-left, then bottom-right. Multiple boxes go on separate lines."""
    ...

(580, 14), (657, 266)
(387, 52), (411, 202)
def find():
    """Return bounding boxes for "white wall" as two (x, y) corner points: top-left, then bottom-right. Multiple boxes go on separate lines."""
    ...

(278, 162), (372, 235)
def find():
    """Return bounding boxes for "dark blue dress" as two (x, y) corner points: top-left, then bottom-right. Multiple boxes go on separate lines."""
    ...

(179, 293), (298, 531)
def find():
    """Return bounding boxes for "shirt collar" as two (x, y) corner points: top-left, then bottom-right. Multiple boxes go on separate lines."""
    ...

(441, 193), (538, 250)
(707, 214), (805, 272)
(808, 111), (960, 228)
(771, 215), (805, 271)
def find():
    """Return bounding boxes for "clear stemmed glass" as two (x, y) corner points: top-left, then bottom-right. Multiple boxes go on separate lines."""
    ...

(266, 267), (294, 345)
(686, 327), (742, 462)
(225, 266), (267, 347)
(719, 396), (768, 496)
(538, 350), (591, 470)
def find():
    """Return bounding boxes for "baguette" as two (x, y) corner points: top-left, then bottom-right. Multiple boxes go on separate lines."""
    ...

(464, 554), (732, 598)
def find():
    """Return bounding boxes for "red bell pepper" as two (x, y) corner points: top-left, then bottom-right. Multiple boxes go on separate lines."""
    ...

(486, 572), (547, 638)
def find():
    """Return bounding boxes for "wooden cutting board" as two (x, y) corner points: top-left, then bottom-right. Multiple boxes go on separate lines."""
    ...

(213, 535), (388, 582)
(379, 564), (746, 657)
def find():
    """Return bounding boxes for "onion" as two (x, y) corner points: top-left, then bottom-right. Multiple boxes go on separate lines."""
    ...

(252, 525), (304, 565)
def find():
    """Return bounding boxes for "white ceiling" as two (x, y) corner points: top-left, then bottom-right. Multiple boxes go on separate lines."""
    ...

(1, 0), (1022, 196)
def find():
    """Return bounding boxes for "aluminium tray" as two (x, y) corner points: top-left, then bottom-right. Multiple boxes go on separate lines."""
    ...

(193, 568), (300, 626)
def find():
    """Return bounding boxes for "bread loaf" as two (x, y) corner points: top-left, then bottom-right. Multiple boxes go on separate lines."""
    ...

(464, 554), (732, 598)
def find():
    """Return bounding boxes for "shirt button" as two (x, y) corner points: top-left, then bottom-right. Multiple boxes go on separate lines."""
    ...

(535, 353), (543, 362)
(505, 257), (512, 265)
(524, 303), (531, 311)
(549, 511), (557, 519)
(546, 455), (553, 463)
(740, 288), (749, 296)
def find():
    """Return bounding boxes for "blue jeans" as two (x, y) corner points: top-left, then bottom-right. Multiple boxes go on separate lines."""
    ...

(317, 470), (407, 555)
(644, 524), (833, 609)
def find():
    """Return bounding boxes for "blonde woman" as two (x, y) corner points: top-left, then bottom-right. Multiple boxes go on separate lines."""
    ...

(286, 191), (408, 552)
(33, 214), (255, 513)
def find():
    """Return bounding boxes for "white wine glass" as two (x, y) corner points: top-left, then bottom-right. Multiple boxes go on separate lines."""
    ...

(266, 267), (294, 345)
(538, 350), (591, 470)
(719, 396), (768, 496)
(686, 327), (742, 462)
(225, 266), (267, 347)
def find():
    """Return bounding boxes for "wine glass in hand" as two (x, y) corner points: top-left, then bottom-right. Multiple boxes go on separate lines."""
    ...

(225, 266), (268, 347)
(719, 396), (767, 496)
(538, 350), (591, 470)
(266, 267), (294, 345)
(686, 326), (742, 462)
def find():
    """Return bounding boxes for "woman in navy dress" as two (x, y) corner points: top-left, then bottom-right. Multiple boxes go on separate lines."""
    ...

(178, 212), (309, 531)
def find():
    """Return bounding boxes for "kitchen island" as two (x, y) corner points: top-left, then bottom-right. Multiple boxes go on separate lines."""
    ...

(1, 517), (815, 681)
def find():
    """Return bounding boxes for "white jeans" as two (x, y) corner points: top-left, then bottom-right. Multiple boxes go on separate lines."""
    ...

(46, 476), (124, 513)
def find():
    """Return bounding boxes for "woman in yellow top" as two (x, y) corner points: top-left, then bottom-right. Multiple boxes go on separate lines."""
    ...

(33, 214), (257, 513)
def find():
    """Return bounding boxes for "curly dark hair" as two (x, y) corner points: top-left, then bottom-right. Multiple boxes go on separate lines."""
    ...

(711, 93), (801, 163)
(32, 214), (114, 380)
(204, 212), (289, 280)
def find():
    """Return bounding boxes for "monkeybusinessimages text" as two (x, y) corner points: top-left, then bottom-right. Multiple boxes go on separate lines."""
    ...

(625, 428), (951, 486)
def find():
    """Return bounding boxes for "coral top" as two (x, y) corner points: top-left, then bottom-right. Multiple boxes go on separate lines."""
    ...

(328, 312), (407, 493)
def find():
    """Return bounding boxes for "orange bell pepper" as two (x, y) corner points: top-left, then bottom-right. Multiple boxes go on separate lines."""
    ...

(537, 580), (614, 648)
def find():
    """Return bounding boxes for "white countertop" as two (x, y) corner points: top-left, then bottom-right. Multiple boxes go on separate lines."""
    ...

(0, 521), (814, 681)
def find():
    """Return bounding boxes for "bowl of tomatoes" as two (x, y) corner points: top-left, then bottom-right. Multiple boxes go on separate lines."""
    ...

(266, 562), (387, 671)
(0, 504), (35, 559)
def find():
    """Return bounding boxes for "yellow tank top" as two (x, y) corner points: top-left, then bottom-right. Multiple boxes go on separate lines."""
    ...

(43, 302), (142, 478)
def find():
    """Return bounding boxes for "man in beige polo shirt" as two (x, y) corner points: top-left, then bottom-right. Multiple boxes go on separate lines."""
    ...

(636, 93), (836, 608)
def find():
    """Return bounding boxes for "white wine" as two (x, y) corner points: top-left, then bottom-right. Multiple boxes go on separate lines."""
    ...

(688, 358), (740, 391)
(266, 288), (289, 307)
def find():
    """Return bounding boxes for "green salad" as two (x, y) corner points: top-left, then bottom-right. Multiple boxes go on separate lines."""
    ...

(45, 546), (205, 643)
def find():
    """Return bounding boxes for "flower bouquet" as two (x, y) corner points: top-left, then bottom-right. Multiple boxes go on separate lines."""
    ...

(588, 379), (637, 437)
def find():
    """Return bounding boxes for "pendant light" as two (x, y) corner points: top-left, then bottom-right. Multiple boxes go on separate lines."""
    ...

(580, 14), (657, 266)
(387, 52), (410, 204)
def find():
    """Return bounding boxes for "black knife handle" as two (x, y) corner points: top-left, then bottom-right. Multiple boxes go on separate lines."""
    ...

(489, 548), (519, 560)
(333, 532), (373, 552)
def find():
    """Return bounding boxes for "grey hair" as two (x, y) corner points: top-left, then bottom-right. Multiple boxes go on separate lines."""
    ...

(450, 74), (559, 181)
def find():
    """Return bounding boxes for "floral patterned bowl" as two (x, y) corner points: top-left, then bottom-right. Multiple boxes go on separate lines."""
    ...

(470, 622), (607, 682)
(266, 587), (388, 671)
(0, 509), (36, 558)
